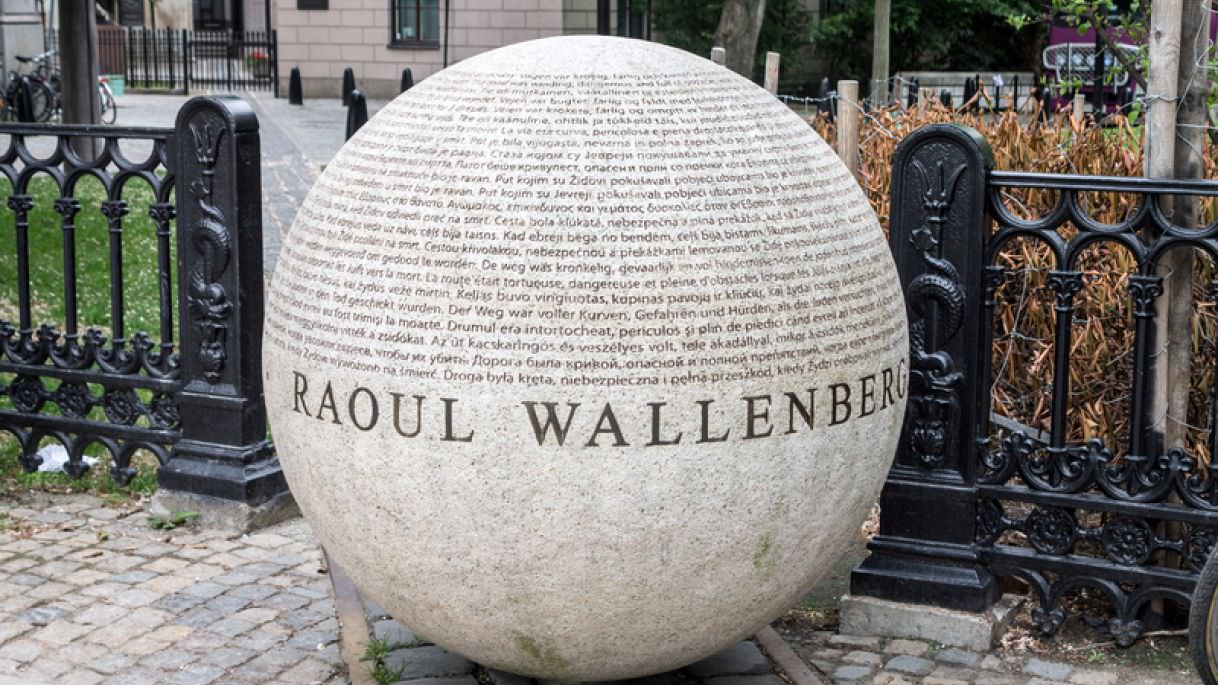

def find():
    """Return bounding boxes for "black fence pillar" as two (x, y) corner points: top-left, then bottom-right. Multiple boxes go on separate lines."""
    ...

(152, 95), (294, 530)
(850, 124), (1000, 613)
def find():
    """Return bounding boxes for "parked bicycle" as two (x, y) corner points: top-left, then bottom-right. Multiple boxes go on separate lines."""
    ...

(0, 49), (116, 124)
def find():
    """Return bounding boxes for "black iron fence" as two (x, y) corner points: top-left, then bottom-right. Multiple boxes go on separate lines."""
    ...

(51, 27), (278, 94)
(0, 96), (285, 508)
(853, 123), (1218, 644)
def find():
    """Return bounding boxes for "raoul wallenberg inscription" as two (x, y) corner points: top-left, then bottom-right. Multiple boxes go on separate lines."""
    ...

(264, 36), (908, 682)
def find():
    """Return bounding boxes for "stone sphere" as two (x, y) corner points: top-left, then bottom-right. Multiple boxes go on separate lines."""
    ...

(264, 35), (907, 681)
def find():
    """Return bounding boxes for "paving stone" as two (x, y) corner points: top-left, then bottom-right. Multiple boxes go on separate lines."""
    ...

(213, 571), (259, 586)
(979, 655), (1006, 671)
(266, 591), (312, 611)
(153, 592), (208, 612)
(383, 645), (477, 677)
(242, 627), (291, 651)
(0, 638), (46, 662)
(228, 583), (278, 600)
(286, 627), (340, 651)
(89, 652), (137, 675)
(829, 635), (883, 649)
(832, 664), (873, 681)
(685, 641), (771, 677)
(32, 619), (93, 643)
(178, 607), (223, 628)
(204, 594), (251, 614)
(884, 640), (930, 657)
(975, 675), (1022, 685)
(181, 582), (227, 600)
(9, 574), (43, 587)
(119, 636), (170, 656)
(885, 656), (935, 676)
(172, 663), (226, 685)
(143, 557), (190, 573)
(136, 574), (197, 594)
(110, 570), (158, 584)
(934, 648), (982, 667)
(924, 677), (968, 685)
(279, 656), (337, 683)
(374, 619), (421, 647)
(55, 670), (105, 685)
(16, 605), (68, 625)
(842, 650), (883, 667)
(139, 647), (195, 670)
(201, 646), (259, 668)
(872, 673), (916, 685)
(1025, 658), (1073, 681)
(111, 588), (163, 607)
(205, 617), (256, 637)
(232, 607), (279, 624)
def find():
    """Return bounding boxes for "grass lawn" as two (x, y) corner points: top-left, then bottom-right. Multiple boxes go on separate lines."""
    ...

(0, 171), (174, 500)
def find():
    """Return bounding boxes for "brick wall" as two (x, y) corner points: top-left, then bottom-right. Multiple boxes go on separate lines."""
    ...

(276, 0), (564, 99)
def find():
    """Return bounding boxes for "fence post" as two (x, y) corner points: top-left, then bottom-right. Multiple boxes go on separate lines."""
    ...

(710, 46), (726, 65)
(183, 28), (190, 96)
(763, 51), (780, 95)
(272, 29), (280, 99)
(845, 124), (1000, 630)
(152, 95), (295, 531)
(835, 79), (859, 179)
(1073, 92), (1086, 126)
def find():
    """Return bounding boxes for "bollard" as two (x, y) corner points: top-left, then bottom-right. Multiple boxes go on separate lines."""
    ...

(341, 66), (355, 106)
(289, 66), (303, 105)
(763, 52), (780, 95)
(835, 80), (859, 179)
(346, 89), (368, 141)
(906, 76), (918, 109)
(400, 68), (414, 93)
(939, 88), (952, 108)
(710, 46), (726, 65)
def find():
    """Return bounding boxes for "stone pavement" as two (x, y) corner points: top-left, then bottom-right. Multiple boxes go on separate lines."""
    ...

(0, 493), (343, 684)
(777, 628), (1198, 685)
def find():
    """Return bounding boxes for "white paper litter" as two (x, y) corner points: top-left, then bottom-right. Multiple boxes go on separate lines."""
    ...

(35, 444), (98, 473)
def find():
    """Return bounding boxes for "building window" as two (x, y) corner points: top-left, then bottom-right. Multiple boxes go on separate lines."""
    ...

(391, 0), (441, 47)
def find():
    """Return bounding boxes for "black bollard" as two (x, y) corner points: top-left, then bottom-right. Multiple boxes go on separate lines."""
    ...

(907, 77), (919, 109)
(940, 89), (952, 108)
(16, 76), (35, 122)
(346, 89), (368, 141)
(400, 68), (414, 93)
(341, 67), (355, 106)
(289, 66), (303, 105)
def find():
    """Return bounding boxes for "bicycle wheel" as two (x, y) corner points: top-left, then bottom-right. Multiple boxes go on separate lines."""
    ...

(1191, 548), (1218, 685)
(99, 87), (116, 124)
(28, 80), (54, 122)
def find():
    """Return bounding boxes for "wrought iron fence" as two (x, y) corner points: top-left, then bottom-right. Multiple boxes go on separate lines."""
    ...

(0, 96), (285, 508)
(853, 123), (1218, 645)
(54, 27), (279, 94)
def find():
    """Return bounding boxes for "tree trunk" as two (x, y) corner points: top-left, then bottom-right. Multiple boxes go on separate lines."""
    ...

(59, 2), (101, 157)
(714, 0), (766, 79)
(1164, 0), (1210, 452)
(871, 0), (891, 105)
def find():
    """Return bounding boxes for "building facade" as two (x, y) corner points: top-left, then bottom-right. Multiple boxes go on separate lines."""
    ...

(276, 0), (646, 99)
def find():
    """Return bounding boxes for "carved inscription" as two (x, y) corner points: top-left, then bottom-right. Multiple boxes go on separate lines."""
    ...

(264, 66), (907, 439)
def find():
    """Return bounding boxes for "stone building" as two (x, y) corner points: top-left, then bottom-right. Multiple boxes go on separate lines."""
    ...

(275, 0), (646, 99)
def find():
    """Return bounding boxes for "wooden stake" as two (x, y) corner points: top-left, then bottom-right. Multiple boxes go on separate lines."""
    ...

(836, 80), (859, 179)
(764, 51), (780, 95)
(710, 46), (726, 65)
(1072, 92), (1086, 127)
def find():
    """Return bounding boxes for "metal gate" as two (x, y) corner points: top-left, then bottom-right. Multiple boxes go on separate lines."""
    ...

(89, 27), (278, 95)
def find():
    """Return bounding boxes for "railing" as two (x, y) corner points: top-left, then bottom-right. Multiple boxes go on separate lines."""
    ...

(0, 96), (285, 511)
(57, 28), (280, 94)
(853, 123), (1218, 645)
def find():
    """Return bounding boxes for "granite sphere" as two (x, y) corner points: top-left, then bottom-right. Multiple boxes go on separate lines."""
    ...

(264, 35), (908, 681)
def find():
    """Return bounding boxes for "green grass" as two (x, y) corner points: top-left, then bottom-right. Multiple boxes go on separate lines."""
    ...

(0, 168), (173, 501)
(362, 635), (409, 685)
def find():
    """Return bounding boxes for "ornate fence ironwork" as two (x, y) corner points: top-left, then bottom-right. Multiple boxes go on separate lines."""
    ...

(853, 122), (1218, 645)
(0, 96), (286, 512)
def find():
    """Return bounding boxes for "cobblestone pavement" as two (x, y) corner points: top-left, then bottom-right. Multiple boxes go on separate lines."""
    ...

(0, 493), (344, 685)
(777, 628), (1199, 685)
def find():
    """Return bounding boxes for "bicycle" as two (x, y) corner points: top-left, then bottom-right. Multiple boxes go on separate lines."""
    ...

(1, 49), (57, 122)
